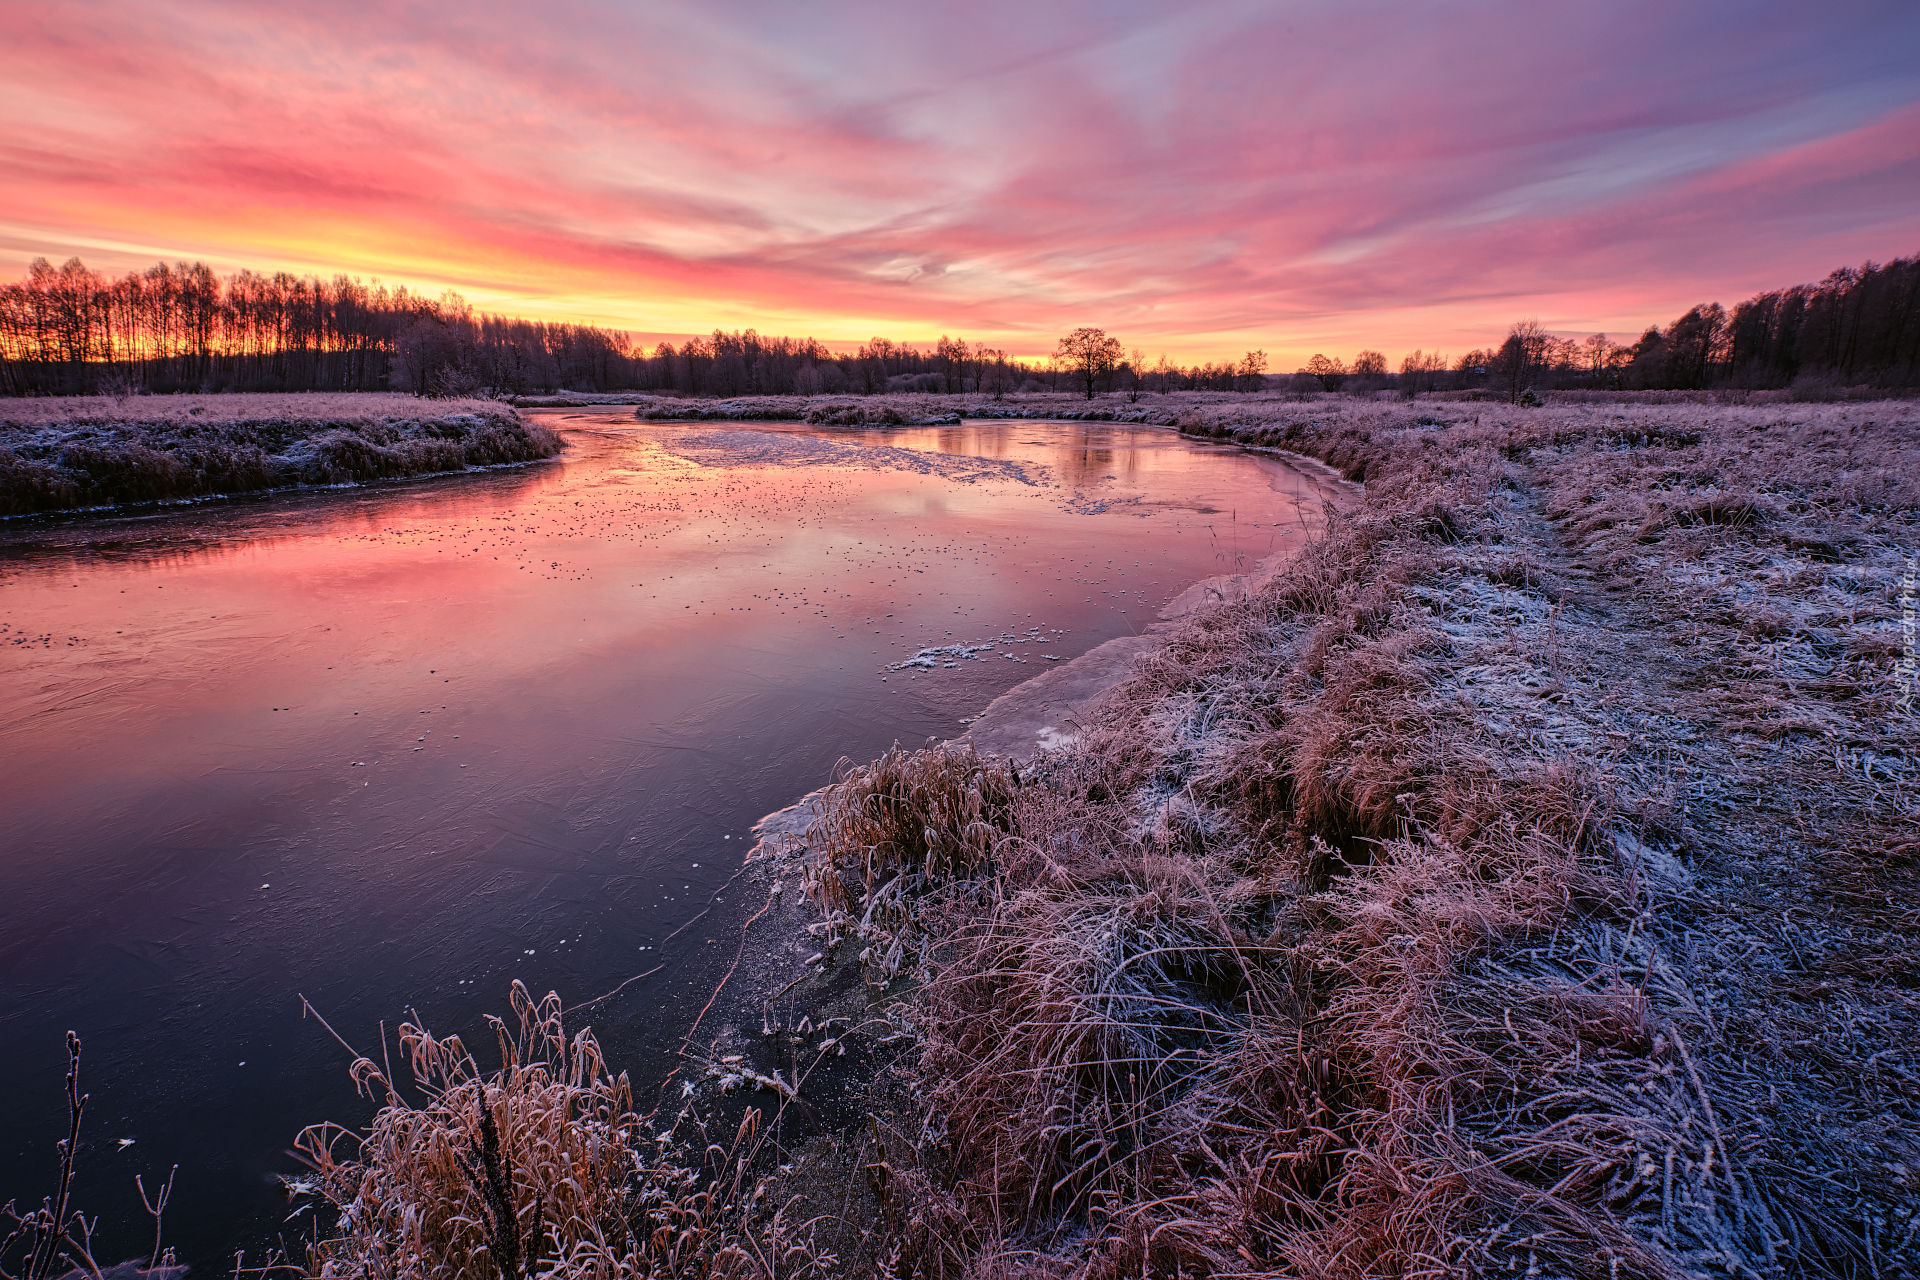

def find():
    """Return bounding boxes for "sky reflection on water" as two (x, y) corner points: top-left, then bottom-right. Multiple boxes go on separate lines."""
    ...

(0, 416), (1328, 1265)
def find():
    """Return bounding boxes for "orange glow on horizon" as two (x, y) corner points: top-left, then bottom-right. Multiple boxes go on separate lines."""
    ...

(2, 0), (1914, 372)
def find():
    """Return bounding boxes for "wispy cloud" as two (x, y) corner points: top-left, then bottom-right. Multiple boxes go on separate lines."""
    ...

(4, 0), (1915, 362)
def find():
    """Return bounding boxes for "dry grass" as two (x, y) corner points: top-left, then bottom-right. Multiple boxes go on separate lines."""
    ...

(0, 393), (559, 515)
(801, 744), (1018, 984)
(289, 982), (836, 1280)
(795, 399), (1919, 1277)
(634, 390), (1271, 427)
(630, 388), (1916, 433)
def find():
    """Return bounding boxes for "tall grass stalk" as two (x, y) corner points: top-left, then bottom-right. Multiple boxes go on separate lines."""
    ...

(290, 983), (834, 1280)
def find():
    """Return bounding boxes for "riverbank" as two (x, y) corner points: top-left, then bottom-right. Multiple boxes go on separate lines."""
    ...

(632, 389), (1190, 426)
(0, 392), (560, 516)
(687, 426), (1349, 1098)
(556, 386), (1920, 425)
(759, 399), (1917, 1276)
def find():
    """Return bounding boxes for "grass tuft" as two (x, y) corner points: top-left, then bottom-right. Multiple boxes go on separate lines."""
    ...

(801, 744), (1018, 982)
(290, 982), (835, 1279)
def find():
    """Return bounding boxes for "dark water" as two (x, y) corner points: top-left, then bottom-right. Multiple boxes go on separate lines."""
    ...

(0, 416), (1325, 1267)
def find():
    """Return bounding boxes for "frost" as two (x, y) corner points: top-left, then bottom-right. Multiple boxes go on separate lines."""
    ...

(889, 626), (1064, 671)
(652, 428), (1044, 487)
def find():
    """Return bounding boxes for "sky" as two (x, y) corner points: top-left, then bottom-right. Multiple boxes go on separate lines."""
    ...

(4, 0), (1918, 367)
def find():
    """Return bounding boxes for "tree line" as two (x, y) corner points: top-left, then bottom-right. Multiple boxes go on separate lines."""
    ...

(1294, 254), (1918, 400)
(0, 257), (636, 397)
(0, 257), (1217, 400)
(3, 252), (1913, 398)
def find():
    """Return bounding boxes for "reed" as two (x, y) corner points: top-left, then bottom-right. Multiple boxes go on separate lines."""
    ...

(289, 982), (834, 1280)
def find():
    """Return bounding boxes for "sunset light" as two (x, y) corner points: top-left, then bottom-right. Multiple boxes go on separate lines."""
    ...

(5, 0), (1916, 362)
(4, 4), (1918, 1275)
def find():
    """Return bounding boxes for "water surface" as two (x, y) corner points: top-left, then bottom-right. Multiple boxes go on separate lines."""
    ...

(0, 416), (1326, 1265)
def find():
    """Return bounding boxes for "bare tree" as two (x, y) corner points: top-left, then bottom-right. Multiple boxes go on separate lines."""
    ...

(934, 335), (970, 393)
(978, 347), (1016, 399)
(1303, 353), (1345, 391)
(1582, 333), (1610, 378)
(1237, 349), (1268, 392)
(1152, 354), (1176, 394)
(1398, 349), (1448, 394)
(1491, 320), (1552, 403)
(1054, 327), (1124, 400)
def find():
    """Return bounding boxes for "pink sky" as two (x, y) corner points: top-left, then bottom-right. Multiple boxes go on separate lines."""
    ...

(4, 0), (1916, 367)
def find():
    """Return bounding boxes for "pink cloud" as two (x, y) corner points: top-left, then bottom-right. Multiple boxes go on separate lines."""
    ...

(2, 0), (1915, 363)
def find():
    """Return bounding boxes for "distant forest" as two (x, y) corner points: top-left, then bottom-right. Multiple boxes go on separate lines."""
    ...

(1404, 253), (1920, 400)
(1, 252), (1914, 398)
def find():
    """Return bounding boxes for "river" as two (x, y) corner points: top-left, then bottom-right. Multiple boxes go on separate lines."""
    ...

(0, 414), (1327, 1267)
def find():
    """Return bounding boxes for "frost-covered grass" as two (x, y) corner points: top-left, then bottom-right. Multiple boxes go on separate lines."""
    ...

(289, 982), (835, 1279)
(0, 391), (498, 427)
(629, 386), (1919, 428)
(651, 426), (1042, 486)
(634, 389), (1258, 425)
(0, 392), (560, 516)
(786, 397), (1920, 1277)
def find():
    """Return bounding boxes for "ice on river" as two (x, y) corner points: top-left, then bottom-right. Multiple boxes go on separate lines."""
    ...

(890, 627), (1061, 671)
(656, 428), (1045, 487)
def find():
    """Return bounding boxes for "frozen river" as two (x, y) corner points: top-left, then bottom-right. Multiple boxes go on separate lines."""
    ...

(0, 414), (1329, 1265)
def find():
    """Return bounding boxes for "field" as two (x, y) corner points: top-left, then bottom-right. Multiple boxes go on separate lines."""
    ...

(784, 397), (1919, 1277)
(0, 392), (561, 516)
